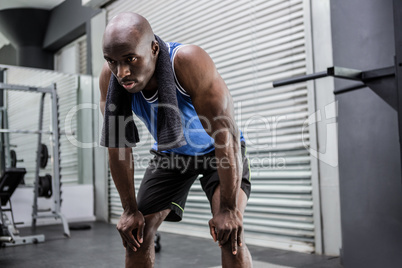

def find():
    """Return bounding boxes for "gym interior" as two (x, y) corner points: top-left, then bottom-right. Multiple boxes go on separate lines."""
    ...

(1, 0), (401, 267)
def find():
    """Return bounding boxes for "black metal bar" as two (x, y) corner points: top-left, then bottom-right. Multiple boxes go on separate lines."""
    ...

(273, 66), (395, 90)
(273, 66), (365, 87)
(334, 83), (367, 95)
(0, 69), (4, 174)
(393, 0), (402, 185)
(272, 71), (328, 87)
(327, 66), (362, 81)
(362, 66), (395, 81)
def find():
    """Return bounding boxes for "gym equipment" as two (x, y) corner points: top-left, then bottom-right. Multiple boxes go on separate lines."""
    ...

(39, 144), (48, 169)
(0, 168), (25, 206)
(0, 69), (70, 238)
(38, 174), (52, 198)
(69, 224), (91, 231)
(9, 149), (23, 169)
(154, 232), (161, 253)
(0, 168), (45, 246)
(273, 66), (395, 101)
(9, 150), (16, 168)
(273, 65), (402, 183)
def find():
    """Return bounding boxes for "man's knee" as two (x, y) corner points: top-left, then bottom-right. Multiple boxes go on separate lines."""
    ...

(220, 241), (246, 257)
(142, 209), (171, 242)
(220, 239), (252, 268)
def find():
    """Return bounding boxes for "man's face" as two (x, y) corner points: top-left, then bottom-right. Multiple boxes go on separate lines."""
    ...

(102, 30), (157, 93)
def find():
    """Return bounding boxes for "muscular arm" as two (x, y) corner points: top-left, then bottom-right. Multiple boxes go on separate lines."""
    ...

(175, 45), (242, 211)
(99, 63), (144, 251)
(174, 45), (243, 251)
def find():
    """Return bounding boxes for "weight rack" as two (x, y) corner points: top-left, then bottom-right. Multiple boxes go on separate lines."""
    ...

(0, 68), (70, 239)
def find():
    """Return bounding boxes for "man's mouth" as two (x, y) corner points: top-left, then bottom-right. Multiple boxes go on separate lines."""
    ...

(121, 81), (136, 90)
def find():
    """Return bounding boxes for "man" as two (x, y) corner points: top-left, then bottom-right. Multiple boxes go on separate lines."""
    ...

(99, 12), (252, 267)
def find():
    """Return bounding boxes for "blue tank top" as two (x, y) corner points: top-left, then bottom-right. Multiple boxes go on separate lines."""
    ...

(131, 42), (244, 155)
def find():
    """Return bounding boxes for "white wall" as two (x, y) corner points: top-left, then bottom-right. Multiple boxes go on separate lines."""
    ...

(54, 35), (87, 74)
(90, 10), (109, 222)
(90, 10), (106, 77)
(305, 0), (342, 256)
(54, 44), (78, 74)
(8, 184), (95, 227)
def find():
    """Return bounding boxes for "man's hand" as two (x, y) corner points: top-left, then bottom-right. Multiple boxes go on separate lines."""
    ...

(116, 209), (145, 252)
(208, 208), (243, 255)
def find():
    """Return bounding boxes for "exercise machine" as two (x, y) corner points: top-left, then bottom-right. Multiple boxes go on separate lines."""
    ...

(0, 67), (70, 242)
(0, 168), (45, 246)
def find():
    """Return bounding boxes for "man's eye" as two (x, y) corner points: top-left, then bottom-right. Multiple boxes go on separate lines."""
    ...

(107, 60), (115, 65)
(127, 57), (137, 62)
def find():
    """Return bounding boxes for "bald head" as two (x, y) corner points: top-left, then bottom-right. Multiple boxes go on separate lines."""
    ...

(103, 12), (155, 48)
(102, 12), (160, 93)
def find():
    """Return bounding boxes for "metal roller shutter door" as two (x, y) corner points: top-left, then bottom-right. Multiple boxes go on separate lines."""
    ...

(4, 66), (79, 185)
(106, 0), (315, 252)
(78, 36), (88, 75)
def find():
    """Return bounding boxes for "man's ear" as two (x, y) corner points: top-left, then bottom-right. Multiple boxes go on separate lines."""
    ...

(152, 40), (159, 56)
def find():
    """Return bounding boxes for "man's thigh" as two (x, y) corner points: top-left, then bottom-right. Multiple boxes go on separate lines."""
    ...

(137, 151), (198, 222)
(199, 141), (251, 207)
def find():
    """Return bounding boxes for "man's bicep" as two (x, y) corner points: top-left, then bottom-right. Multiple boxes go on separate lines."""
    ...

(195, 84), (238, 145)
(174, 45), (230, 118)
(174, 46), (237, 140)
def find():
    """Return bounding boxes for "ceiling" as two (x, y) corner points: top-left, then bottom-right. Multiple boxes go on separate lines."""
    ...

(0, 0), (66, 48)
(0, 0), (66, 11)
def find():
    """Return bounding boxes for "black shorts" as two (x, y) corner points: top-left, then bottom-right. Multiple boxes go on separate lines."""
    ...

(136, 142), (251, 222)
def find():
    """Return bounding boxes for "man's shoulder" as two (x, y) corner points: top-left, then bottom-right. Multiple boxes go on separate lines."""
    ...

(174, 44), (204, 62)
(173, 45), (216, 98)
(173, 45), (209, 77)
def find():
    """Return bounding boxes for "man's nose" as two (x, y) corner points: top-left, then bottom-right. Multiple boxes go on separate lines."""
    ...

(116, 63), (130, 78)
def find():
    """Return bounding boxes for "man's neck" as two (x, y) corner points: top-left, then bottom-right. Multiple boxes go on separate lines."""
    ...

(142, 73), (158, 98)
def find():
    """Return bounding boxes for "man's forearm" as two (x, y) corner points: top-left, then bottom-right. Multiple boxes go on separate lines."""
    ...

(108, 148), (138, 212)
(214, 134), (242, 211)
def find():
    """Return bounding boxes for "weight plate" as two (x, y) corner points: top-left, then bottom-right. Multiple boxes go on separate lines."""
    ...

(10, 150), (17, 168)
(40, 144), (48, 169)
(38, 174), (52, 198)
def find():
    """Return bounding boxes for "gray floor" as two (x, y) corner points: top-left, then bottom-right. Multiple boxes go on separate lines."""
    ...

(0, 221), (342, 268)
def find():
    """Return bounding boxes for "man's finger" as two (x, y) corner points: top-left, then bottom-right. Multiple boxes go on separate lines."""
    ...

(123, 231), (140, 251)
(238, 233), (242, 247)
(209, 220), (217, 242)
(122, 233), (137, 252)
(231, 231), (238, 255)
(219, 231), (231, 246)
(130, 228), (142, 248)
(237, 226), (243, 247)
(119, 233), (128, 249)
(217, 228), (225, 245)
(137, 223), (145, 244)
(125, 238), (138, 251)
